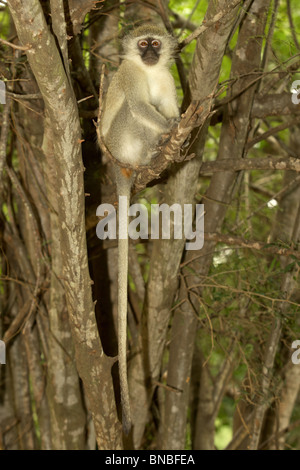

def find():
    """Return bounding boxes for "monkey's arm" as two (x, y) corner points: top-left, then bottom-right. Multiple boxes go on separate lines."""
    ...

(101, 79), (125, 138)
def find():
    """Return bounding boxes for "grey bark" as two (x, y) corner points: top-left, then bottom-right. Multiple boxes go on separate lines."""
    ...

(128, 0), (243, 449)
(7, 0), (121, 448)
(171, 0), (272, 450)
(161, 0), (242, 450)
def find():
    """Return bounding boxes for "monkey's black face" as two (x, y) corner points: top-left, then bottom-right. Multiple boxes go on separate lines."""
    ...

(138, 37), (161, 65)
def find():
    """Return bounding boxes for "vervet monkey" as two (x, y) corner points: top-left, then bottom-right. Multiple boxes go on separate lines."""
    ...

(100, 24), (179, 434)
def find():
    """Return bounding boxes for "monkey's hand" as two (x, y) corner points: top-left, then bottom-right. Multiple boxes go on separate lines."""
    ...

(168, 116), (180, 127)
(157, 117), (179, 145)
(157, 132), (172, 148)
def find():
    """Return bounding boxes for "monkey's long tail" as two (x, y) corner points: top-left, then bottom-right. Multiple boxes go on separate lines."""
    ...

(117, 174), (132, 435)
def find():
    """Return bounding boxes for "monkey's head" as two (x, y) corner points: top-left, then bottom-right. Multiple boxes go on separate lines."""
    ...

(122, 25), (178, 68)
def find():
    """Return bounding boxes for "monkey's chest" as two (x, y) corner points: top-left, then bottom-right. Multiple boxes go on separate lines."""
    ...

(147, 72), (170, 106)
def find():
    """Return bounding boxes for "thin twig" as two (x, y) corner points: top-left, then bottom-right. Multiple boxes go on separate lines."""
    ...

(0, 37), (32, 51)
(0, 95), (11, 181)
(186, 281), (300, 309)
(6, 166), (44, 330)
(246, 118), (300, 151)
(177, 0), (202, 39)
(200, 156), (300, 173)
(179, 0), (242, 49)
(258, 419), (300, 449)
(7, 91), (42, 100)
(152, 380), (182, 394)
(287, 0), (300, 50)
(77, 94), (94, 104)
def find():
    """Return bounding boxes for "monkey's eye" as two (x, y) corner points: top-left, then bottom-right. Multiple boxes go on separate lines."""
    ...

(138, 40), (148, 48)
(152, 40), (161, 48)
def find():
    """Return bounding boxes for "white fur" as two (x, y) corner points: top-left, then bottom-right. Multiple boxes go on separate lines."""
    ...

(120, 134), (143, 164)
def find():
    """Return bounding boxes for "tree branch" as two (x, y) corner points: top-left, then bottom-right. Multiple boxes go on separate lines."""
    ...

(203, 232), (300, 260)
(7, 0), (121, 448)
(200, 156), (300, 173)
(178, 0), (242, 49)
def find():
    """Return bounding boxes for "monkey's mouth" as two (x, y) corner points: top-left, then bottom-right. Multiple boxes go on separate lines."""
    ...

(141, 53), (159, 66)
